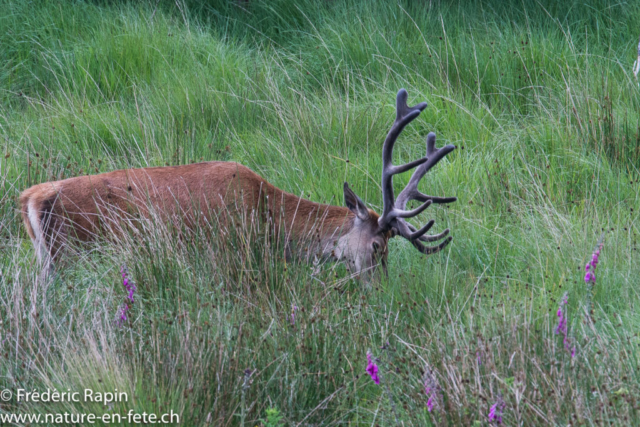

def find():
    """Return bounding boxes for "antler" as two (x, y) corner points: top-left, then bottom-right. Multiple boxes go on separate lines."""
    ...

(378, 89), (457, 254)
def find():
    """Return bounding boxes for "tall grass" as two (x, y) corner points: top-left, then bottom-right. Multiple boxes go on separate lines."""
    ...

(1, 0), (639, 424)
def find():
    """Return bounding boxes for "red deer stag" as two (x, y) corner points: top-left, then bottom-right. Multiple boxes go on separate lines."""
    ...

(20, 89), (456, 278)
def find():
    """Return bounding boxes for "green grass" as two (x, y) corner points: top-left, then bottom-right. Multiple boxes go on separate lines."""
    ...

(1, 0), (639, 425)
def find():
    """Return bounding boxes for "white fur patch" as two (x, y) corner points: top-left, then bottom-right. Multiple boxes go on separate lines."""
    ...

(28, 198), (50, 266)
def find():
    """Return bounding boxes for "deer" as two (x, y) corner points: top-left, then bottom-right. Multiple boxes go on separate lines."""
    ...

(20, 89), (456, 279)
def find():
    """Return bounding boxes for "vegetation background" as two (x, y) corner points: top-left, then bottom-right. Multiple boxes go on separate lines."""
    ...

(1, 0), (639, 425)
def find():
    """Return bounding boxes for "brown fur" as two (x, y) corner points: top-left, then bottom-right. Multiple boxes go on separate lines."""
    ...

(19, 161), (363, 262)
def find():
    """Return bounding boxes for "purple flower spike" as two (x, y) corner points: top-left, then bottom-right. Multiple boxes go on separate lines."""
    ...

(121, 267), (136, 303)
(584, 238), (604, 286)
(117, 264), (136, 326)
(366, 353), (380, 385)
(555, 307), (566, 335)
(488, 403), (501, 424)
(117, 304), (128, 326)
(426, 395), (434, 412)
(488, 394), (505, 424)
(423, 369), (440, 413)
(555, 293), (574, 357)
(290, 305), (298, 325)
(489, 403), (498, 421)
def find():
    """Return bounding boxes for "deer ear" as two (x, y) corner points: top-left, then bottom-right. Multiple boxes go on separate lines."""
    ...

(344, 182), (370, 221)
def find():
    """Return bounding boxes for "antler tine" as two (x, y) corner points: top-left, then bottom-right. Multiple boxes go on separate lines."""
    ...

(417, 235), (453, 254)
(381, 131), (456, 252)
(407, 223), (450, 242)
(393, 216), (453, 254)
(391, 131), (456, 242)
(379, 89), (429, 230)
(396, 132), (457, 210)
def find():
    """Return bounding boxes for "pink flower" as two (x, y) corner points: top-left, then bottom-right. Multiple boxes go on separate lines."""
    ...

(366, 353), (380, 384)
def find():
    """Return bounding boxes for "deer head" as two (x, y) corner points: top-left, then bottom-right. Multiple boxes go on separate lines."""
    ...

(336, 89), (457, 279)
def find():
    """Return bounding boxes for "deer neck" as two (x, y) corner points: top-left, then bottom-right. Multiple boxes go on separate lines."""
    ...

(272, 191), (356, 259)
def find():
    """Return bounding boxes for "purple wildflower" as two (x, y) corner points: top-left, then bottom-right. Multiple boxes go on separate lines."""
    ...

(117, 304), (128, 325)
(290, 305), (298, 325)
(366, 352), (380, 385)
(555, 295), (567, 335)
(121, 265), (136, 303)
(423, 369), (440, 412)
(584, 238), (604, 285)
(488, 394), (505, 424)
(116, 265), (136, 326)
(555, 293), (575, 357)
(488, 404), (499, 423)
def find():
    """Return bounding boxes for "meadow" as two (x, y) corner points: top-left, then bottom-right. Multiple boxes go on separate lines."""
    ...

(1, 0), (639, 425)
